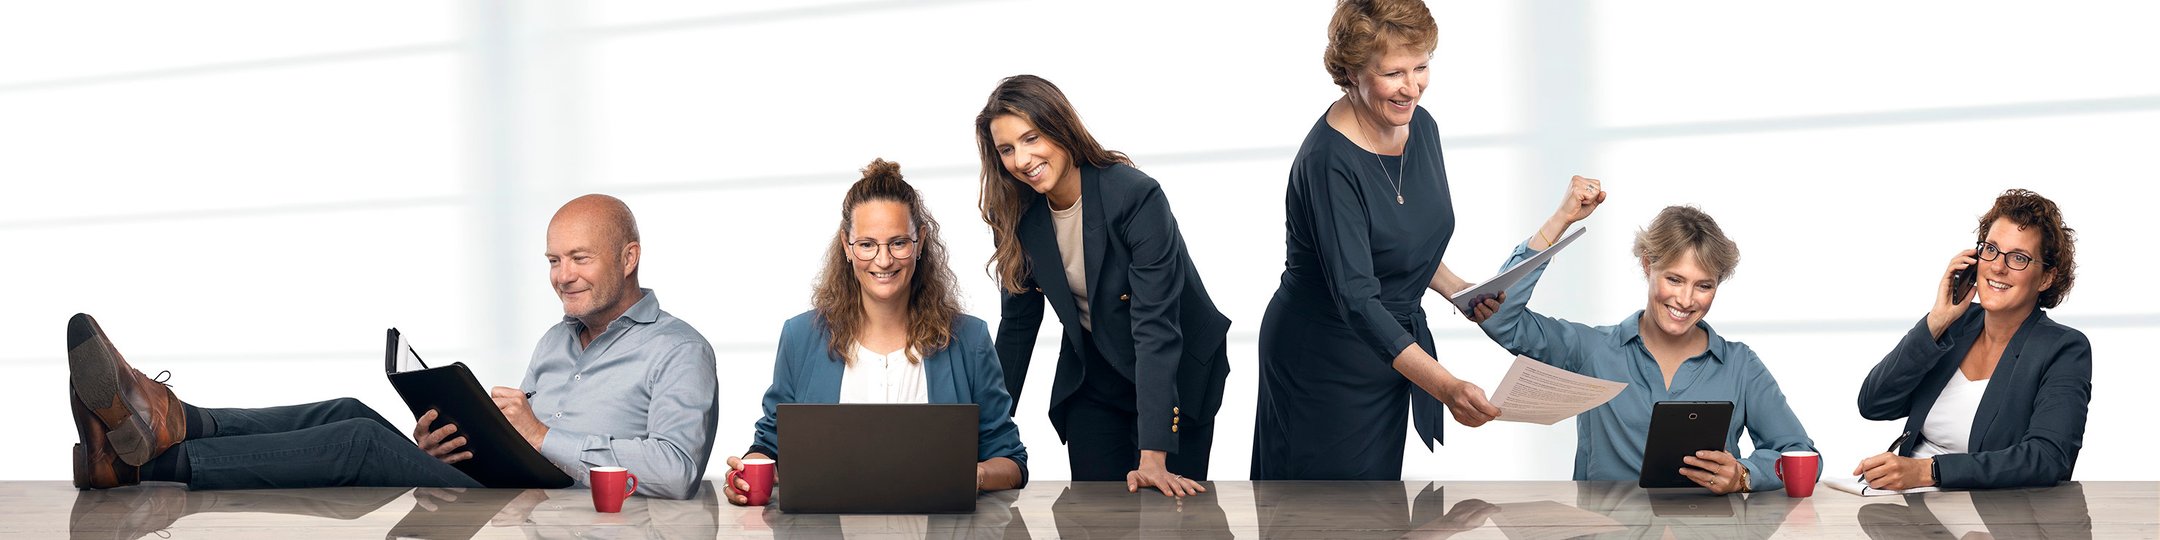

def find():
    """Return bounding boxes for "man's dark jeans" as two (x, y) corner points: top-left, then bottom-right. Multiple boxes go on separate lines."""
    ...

(183, 398), (483, 490)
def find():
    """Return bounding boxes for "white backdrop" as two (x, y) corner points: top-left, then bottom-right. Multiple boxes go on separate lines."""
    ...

(3, 1), (2155, 485)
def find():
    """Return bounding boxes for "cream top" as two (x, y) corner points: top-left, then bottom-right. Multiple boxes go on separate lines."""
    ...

(1050, 196), (1092, 331)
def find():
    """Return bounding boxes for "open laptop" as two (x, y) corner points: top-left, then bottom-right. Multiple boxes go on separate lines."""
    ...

(776, 403), (978, 513)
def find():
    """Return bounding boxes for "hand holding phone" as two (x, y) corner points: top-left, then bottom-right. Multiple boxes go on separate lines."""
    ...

(1947, 260), (1978, 304)
(1927, 248), (1981, 338)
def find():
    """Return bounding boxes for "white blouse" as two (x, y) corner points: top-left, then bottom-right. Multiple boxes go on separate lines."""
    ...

(838, 344), (929, 404)
(1913, 372), (1990, 459)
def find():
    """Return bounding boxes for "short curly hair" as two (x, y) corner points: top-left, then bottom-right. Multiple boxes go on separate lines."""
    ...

(1975, 188), (2077, 309)
(1324, 0), (1438, 91)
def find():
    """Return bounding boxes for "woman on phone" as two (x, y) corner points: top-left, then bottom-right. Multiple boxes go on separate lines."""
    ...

(1854, 188), (2090, 490)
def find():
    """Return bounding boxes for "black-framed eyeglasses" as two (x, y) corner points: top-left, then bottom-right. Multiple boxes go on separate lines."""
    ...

(850, 237), (919, 261)
(1975, 241), (2041, 271)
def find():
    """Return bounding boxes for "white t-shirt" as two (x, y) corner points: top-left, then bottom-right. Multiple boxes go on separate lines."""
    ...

(1050, 196), (1091, 331)
(838, 344), (929, 404)
(1913, 372), (1990, 459)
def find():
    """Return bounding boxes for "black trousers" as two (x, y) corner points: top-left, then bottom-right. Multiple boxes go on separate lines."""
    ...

(1059, 330), (1226, 481)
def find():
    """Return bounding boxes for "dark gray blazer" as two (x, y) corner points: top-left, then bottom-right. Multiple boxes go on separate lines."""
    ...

(993, 162), (1231, 454)
(1857, 307), (2092, 488)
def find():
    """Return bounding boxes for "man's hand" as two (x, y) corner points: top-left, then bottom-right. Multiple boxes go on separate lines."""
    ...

(413, 409), (472, 464)
(490, 387), (550, 449)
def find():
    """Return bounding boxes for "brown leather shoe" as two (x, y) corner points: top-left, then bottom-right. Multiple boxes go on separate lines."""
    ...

(72, 392), (140, 490)
(67, 313), (186, 467)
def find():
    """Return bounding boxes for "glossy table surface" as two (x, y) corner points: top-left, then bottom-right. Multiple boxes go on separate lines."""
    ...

(12, 480), (2153, 538)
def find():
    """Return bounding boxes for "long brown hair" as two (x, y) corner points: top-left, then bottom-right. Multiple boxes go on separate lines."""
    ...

(811, 158), (962, 364)
(973, 74), (1132, 293)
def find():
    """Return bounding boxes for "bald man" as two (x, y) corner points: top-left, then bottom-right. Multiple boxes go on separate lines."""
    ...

(68, 194), (719, 499)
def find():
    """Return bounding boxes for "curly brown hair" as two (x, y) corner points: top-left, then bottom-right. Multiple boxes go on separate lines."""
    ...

(1324, 0), (1438, 91)
(974, 74), (1132, 294)
(1975, 188), (2077, 309)
(811, 158), (962, 364)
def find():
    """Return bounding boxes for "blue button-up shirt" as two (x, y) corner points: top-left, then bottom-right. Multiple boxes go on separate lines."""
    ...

(525, 288), (718, 499)
(1477, 242), (1816, 492)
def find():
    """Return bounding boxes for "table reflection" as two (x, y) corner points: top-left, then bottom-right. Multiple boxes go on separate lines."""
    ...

(69, 483), (408, 539)
(1569, 482), (1804, 539)
(1857, 482), (2091, 540)
(747, 488), (1028, 540)
(1252, 481), (1493, 538)
(1050, 481), (1231, 539)
(490, 481), (721, 539)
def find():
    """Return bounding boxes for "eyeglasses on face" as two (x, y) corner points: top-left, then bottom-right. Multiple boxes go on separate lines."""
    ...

(1975, 241), (2042, 271)
(850, 237), (918, 261)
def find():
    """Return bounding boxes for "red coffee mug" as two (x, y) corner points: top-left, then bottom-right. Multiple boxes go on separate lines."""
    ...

(1776, 451), (1820, 497)
(590, 466), (639, 513)
(726, 458), (777, 506)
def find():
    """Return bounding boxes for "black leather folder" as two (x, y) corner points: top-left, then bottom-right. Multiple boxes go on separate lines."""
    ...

(384, 328), (573, 489)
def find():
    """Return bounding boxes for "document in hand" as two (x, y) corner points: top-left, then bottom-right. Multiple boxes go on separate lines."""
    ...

(1449, 227), (1587, 314)
(384, 328), (573, 489)
(1824, 476), (1943, 497)
(1488, 355), (1627, 425)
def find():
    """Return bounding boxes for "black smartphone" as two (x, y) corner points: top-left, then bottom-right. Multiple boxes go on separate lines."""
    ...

(1948, 257), (1979, 303)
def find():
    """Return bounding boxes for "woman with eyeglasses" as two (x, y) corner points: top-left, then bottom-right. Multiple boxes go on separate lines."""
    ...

(722, 159), (1028, 505)
(974, 75), (1230, 497)
(1854, 188), (2090, 490)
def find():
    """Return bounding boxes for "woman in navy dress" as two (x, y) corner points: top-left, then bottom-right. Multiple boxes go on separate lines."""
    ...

(1252, 0), (1596, 480)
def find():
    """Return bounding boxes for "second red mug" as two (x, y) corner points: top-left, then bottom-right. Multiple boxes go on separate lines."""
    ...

(727, 458), (777, 506)
(1775, 451), (1820, 497)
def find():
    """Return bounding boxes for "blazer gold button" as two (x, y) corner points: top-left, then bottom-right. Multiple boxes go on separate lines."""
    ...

(1120, 294), (1130, 302)
(1173, 417), (1180, 424)
(1172, 407), (1180, 415)
(1171, 425), (1179, 433)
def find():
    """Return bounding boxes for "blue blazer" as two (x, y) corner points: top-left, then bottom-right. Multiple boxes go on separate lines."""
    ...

(1857, 307), (2092, 488)
(748, 310), (1029, 485)
(993, 162), (1232, 454)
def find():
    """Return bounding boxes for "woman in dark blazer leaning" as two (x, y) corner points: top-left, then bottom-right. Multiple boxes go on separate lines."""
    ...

(974, 74), (1230, 497)
(1855, 188), (2092, 490)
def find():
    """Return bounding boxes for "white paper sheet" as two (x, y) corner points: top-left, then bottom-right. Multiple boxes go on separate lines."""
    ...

(1489, 355), (1628, 425)
(1824, 476), (1943, 497)
(1449, 227), (1587, 314)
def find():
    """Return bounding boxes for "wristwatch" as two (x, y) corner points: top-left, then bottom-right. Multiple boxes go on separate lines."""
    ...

(1928, 459), (1941, 486)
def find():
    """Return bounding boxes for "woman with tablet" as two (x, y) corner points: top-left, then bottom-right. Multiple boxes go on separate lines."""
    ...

(1853, 189), (2090, 490)
(1467, 200), (1818, 494)
(721, 159), (1029, 506)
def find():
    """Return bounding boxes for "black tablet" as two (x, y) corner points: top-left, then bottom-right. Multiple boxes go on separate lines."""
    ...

(1637, 400), (1734, 489)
